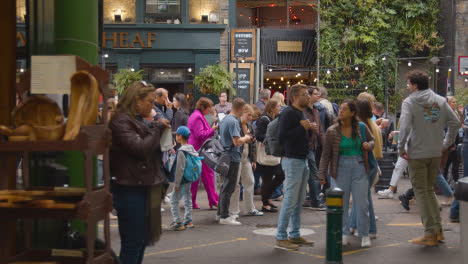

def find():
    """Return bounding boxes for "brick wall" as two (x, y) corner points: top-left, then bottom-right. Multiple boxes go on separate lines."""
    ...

(103, 0), (136, 24)
(219, 0), (229, 68)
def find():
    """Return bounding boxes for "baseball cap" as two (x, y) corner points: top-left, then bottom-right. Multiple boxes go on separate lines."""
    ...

(176, 126), (191, 138)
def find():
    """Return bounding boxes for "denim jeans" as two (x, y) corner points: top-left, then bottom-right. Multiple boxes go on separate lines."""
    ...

(271, 184), (284, 198)
(335, 156), (369, 237)
(306, 151), (320, 204)
(254, 170), (262, 191)
(276, 158), (309, 241)
(436, 170), (454, 198)
(350, 165), (377, 235)
(112, 184), (148, 264)
(170, 182), (192, 223)
(451, 143), (468, 219)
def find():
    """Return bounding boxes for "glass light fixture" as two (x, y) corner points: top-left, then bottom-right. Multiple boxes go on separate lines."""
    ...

(355, 66), (359, 71)
(187, 67), (192, 72)
(408, 61), (412, 67)
(436, 67), (440, 73)
(209, 12), (219, 23)
(327, 69), (331, 74)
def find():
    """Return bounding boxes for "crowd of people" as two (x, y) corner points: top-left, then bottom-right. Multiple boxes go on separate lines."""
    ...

(107, 69), (464, 263)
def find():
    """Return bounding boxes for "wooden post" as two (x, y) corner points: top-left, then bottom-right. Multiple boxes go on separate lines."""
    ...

(0, 0), (18, 259)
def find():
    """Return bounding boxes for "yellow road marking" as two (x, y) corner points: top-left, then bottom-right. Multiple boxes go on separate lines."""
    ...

(292, 242), (403, 259)
(144, 238), (248, 257)
(386, 223), (423, 226)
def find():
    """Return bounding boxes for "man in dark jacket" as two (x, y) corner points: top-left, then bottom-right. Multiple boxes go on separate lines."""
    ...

(303, 87), (326, 209)
(276, 84), (314, 251)
(154, 88), (173, 122)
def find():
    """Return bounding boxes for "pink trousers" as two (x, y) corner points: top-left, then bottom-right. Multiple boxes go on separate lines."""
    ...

(191, 161), (219, 207)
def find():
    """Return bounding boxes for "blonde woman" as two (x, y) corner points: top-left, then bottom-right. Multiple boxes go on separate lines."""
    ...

(229, 104), (264, 217)
(271, 92), (287, 113)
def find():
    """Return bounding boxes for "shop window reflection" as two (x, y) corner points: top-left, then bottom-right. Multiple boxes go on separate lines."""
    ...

(103, 0), (136, 24)
(189, 0), (221, 24)
(145, 0), (181, 24)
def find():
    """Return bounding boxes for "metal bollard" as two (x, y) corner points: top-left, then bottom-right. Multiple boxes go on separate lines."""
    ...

(325, 187), (344, 264)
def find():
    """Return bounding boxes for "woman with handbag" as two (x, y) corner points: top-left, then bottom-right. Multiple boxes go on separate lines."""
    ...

(318, 99), (374, 248)
(349, 99), (383, 239)
(255, 100), (285, 213)
(187, 97), (219, 209)
(109, 81), (170, 264)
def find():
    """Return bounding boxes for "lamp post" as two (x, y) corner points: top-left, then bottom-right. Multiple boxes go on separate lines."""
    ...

(102, 53), (108, 70)
(382, 53), (389, 119)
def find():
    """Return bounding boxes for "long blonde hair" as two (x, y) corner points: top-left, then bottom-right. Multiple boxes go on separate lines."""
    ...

(271, 92), (285, 106)
(115, 81), (155, 118)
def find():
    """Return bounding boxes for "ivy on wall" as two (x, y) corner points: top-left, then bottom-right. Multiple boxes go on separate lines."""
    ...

(319, 0), (443, 111)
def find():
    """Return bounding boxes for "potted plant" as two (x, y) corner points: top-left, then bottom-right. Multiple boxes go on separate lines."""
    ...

(112, 68), (144, 95)
(193, 64), (236, 96)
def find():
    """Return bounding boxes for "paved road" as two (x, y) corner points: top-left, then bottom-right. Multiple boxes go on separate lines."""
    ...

(102, 177), (462, 264)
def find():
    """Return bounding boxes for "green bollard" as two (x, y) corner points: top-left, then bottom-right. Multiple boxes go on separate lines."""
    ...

(326, 187), (344, 264)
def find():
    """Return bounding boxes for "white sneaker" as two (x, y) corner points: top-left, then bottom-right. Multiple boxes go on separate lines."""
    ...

(219, 216), (241, 225)
(161, 208), (165, 212)
(163, 195), (171, 204)
(248, 209), (264, 216)
(369, 233), (377, 239)
(377, 189), (393, 198)
(231, 214), (239, 220)
(215, 214), (220, 221)
(342, 235), (351, 245)
(361, 236), (371, 247)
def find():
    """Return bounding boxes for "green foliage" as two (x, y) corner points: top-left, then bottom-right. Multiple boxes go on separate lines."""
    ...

(319, 0), (443, 112)
(193, 64), (236, 96)
(112, 69), (144, 95)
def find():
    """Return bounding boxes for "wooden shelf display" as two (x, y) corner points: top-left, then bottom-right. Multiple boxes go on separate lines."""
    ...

(0, 56), (114, 264)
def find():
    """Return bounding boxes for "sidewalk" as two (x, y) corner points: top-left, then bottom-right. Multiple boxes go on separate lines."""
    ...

(103, 176), (461, 264)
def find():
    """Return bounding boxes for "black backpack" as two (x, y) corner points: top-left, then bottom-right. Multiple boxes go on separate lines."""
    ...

(198, 138), (231, 177)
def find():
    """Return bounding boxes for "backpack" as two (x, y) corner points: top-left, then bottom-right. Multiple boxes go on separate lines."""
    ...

(264, 116), (283, 157)
(198, 138), (231, 177)
(182, 152), (203, 183)
(169, 150), (204, 183)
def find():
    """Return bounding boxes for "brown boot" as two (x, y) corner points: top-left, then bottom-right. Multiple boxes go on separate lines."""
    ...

(436, 229), (445, 242)
(409, 234), (438, 246)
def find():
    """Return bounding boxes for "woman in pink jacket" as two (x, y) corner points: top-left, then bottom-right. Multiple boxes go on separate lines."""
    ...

(187, 97), (219, 209)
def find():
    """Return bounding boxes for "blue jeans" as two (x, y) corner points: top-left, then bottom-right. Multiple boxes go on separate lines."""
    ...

(271, 184), (283, 198)
(112, 184), (148, 264)
(254, 170), (262, 191)
(306, 151), (320, 204)
(276, 157), (309, 240)
(335, 156), (369, 237)
(170, 182), (192, 223)
(450, 143), (468, 219)
(350, 165), (377, 235)
(436, 170), (453, 197)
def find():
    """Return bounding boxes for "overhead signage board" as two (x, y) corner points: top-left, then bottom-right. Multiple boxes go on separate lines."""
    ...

(277, 41), (303, 52)
(231, 29), (256, 61)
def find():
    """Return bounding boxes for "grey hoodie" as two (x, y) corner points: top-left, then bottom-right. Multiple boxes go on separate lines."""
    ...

(398, 89), (460, 159)
(174, 144), (199, 188)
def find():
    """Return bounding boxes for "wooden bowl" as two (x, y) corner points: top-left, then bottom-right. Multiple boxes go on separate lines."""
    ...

(32, 124), (65, 141)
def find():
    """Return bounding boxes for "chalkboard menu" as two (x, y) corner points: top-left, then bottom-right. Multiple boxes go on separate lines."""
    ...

(230, 63), (254, 103)
(231, 29), (256, 61)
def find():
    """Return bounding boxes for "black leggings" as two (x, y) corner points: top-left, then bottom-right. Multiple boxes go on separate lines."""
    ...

(258, 164), (285, 206)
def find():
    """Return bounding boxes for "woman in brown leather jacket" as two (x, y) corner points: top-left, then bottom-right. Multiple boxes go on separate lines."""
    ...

(109, 81), (170, 264)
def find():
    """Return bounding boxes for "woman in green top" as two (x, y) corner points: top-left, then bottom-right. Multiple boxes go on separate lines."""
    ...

(318, 99), (375, 248)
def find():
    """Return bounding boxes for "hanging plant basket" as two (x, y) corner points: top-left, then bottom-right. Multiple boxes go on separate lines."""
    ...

(194, 64), (236, 96)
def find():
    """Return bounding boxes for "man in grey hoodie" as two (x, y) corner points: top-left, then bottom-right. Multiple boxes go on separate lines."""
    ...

(398, 70), (460, 246)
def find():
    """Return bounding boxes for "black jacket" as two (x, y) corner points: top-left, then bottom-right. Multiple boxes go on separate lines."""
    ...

(279, 106), (309, 159)
(171, 109), (189, 132)
(255, 113), (273, 143)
